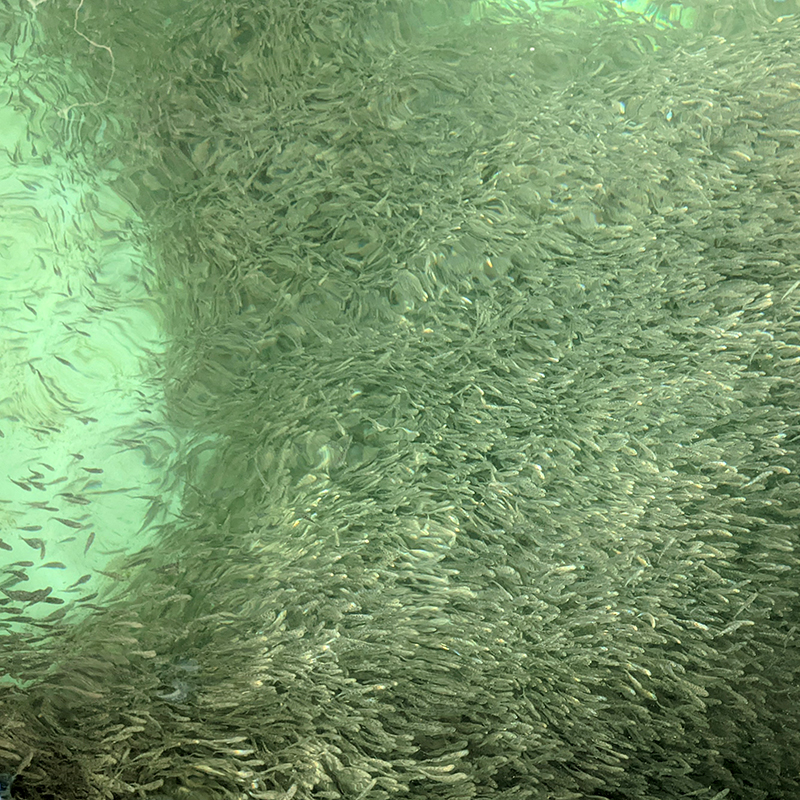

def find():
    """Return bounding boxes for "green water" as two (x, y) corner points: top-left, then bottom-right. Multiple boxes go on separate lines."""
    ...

(1, 0), (800, 798)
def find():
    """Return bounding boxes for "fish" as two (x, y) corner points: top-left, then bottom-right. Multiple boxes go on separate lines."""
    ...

(1, 588), (51, 603)
(58, 493), (90, 505)
(66, 574), (92, 590)
(21, 538), (45, 558)
(54, 518), (84, 529)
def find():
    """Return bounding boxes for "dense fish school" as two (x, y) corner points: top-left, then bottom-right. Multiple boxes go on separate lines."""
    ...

(1, 0), (800, 798)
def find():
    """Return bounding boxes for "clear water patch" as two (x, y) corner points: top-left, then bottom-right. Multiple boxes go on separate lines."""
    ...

(0, 23), (182, 635)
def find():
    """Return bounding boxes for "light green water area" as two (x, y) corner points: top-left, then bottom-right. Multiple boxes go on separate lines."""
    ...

(1, 0), (800, 798)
